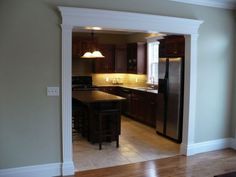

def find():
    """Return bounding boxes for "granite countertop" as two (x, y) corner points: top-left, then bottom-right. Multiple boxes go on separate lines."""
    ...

(95, 85), (158, 94)
(72, 90), (126, 103)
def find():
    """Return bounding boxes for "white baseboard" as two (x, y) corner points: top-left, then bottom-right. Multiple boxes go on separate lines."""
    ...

(181, 138), (235, 156)
(0, 161), (74, 177)
(0, 139), (235, 177)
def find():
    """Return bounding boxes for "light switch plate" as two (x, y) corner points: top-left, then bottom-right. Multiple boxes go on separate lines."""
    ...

(47, 87), (60, 96)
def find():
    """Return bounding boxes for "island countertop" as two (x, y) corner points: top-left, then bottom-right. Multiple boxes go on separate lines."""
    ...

(72, 90), (126, 103)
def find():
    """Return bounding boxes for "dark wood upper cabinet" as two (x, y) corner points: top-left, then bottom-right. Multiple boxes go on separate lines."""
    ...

(93, 44), (115, 73)
(127, 42), (147, 74)
(115, 44), (127, 73)
(159, 35), (185, 57)
(93, 44), (128, 73)
(72, 36), (147, 74)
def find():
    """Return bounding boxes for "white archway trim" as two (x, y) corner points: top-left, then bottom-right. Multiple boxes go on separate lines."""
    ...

(61, 24), (74, 176)
(59, 7), (203, 175)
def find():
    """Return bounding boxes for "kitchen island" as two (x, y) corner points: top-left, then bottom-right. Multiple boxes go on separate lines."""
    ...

(72, 90), (125, 144)
(73, 90), (126, 103)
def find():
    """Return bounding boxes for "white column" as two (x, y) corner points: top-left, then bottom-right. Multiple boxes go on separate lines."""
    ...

(61, 24), (74, 176)
(180, 34), (199, 156)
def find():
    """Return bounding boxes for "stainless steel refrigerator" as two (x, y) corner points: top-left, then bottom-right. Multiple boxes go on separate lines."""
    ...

(156, 57), (184, 143)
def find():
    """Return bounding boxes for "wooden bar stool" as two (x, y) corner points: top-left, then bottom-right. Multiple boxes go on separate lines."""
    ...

(96, 108), (120, 150)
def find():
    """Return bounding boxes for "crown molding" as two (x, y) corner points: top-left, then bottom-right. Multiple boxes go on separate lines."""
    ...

(169, 0), (236, 9)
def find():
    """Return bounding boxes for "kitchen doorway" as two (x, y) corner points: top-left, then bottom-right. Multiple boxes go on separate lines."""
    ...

(71, 30), (181, 171)
(59, 6), (203, 176)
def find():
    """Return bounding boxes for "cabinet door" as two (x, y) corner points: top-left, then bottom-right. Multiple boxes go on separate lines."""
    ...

(158, 39), (166, 58)
(127, 43), (146, 74)
(127, 43), (137, 73)
(159, 36), (185, 57)
(130, 92), (140, 119)
(137, 42), (147, 74)
(119, 88), (132, 115)
(131, 91), (147, 122)
(138, 92), (148, 123)
(115, 45), (127, 73)
(146, 93), (158, 127)
(93, 44), (115, 73)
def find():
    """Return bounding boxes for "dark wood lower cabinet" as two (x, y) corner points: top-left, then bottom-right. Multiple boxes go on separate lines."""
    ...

(99, 86), (158, 127)
(146, 93), (158, 127)
(129, 90), (157, 127)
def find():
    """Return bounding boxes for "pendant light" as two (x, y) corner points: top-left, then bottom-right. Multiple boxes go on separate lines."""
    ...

(81, 31), (105, 58)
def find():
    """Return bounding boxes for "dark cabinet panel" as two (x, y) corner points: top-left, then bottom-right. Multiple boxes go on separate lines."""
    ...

(130, 91), (146, 122)
(127, 43), (147, 74)
(94, 44), (128, 73)
(93, 44), (115, 73)
(119, 88), (132, 115)
(159, 35), (185, 57)
(146, 93), (158, 127)
(130, 91), (157, 127)
(115, 45), (127, 73)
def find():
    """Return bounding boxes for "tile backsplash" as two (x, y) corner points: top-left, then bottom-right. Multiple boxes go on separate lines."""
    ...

(92, 73), (147, 87)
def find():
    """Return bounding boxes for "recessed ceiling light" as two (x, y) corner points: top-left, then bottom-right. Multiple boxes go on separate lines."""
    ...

(85, 26), (102, 30)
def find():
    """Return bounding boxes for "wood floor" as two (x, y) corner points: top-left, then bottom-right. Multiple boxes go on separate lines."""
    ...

(65, 149), (236, 177)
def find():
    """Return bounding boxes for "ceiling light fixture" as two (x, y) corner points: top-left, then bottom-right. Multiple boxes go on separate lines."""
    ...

(81, 31), (105, 59)
(85, 26), (102, 30)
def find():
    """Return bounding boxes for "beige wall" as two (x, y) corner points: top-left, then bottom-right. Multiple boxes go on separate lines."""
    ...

(0, 0), (235, 169)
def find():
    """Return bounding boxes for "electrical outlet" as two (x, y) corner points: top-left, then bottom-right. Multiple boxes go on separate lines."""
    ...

(47, 87), (60, 96)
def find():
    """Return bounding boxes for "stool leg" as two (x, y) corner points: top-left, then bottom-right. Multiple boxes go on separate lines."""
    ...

(116, 112), (119, 148)
(116, 136), (119, 148)
(99, 114), (102, 150)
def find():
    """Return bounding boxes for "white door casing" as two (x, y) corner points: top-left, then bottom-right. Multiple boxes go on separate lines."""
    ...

(59, 7), (203, 175)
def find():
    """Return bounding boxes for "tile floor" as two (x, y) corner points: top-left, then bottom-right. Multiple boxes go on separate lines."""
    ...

(73, 116), (180, 172)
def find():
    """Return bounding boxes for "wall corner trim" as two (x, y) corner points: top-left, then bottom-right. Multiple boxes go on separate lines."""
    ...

(231, 138), (236, 150)
(62, 161), (75, 176)
(0, 163), (61, 177)
(181, 138), (235, 156)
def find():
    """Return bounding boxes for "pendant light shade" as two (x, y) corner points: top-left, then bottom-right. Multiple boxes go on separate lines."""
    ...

(81, 50), (105, 58)
(81, 52), (93, 58)
(92, 50), (105, 58)
(81, 31), (105, 58)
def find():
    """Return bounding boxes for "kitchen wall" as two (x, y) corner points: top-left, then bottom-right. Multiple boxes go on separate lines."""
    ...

(0, 0), (235, 169)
